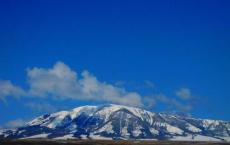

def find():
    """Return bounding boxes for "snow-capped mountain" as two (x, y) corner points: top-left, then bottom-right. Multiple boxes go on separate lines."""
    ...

(0, 104), (230, 142)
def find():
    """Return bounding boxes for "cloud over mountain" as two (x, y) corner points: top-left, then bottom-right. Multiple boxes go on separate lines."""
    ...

(0, 61), (196, 112)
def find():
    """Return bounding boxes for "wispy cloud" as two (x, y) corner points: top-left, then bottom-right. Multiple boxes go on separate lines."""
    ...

(143, 97), (156, 109)
(25, 102), (58, 113)
(1, 119), (26, 129)
(144, 80), (155, 89)
(155, 94), (192, 112)
(0, 80), (25, 101)
(176, 88), (193, 100)
(114, 80), (126, 87)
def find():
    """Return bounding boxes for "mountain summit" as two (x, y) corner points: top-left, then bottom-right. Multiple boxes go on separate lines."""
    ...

(1, 104), (230, 141)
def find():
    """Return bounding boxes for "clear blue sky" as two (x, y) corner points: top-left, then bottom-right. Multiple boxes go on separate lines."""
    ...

(0, 0), (230, 127)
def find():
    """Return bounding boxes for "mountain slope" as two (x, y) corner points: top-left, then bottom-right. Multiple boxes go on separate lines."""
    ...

(0, 104), (230, 141)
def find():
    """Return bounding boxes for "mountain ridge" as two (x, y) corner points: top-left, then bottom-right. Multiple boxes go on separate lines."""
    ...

(1, 104), (230, 142)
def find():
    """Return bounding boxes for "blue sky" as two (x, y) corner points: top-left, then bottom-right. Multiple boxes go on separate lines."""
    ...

(0, 0), (230, 128)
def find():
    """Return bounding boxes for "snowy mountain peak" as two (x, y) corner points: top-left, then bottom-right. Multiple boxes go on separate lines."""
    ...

(1, 104), (230, 142)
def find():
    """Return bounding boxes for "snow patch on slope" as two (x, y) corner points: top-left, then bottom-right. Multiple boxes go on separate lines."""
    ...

(150, 128), (159, 135)
(218, 137), (230, 142)
(171, 134), (221, 142)
(166, 124), (183, 135)
(90, 134), (113, 140)
(96, 122), (114, 134)
(54, 134), (75, 140)
(154, 122), (183, 135)
(186, 124), (201, 133)
(20, 133), (50, 139)
(70, 105), (98, 119)
(132, 126), (142, 137)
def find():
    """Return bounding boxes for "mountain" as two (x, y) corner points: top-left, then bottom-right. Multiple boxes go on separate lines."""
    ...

(0, 104), (230, 142)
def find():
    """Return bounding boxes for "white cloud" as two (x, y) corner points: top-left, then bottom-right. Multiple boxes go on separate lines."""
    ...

(27, 61), (80, 99)
(0, 61), (143, 107)
(79, 70), (142, 106)
(176, 88), (192, 100)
